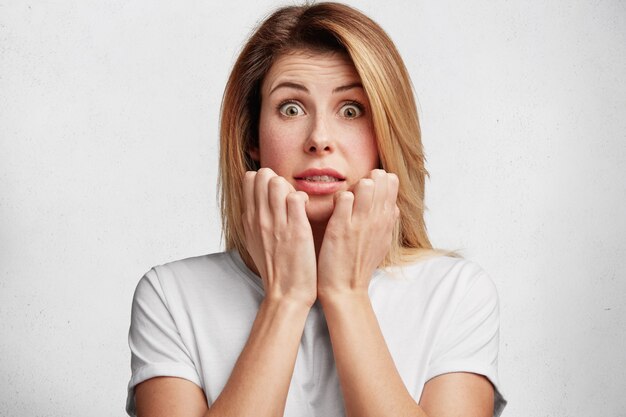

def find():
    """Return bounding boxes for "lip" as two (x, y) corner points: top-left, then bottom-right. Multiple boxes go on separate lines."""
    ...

(293, 168), (346, 195)
(294, 168), (346, 180)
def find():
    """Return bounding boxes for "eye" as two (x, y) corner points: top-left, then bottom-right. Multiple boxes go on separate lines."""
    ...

(278, 101), (305, 117)
(340, 102), (364, 119)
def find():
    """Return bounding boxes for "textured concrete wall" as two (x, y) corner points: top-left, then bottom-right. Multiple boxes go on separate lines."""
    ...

(1, 1), (624, 416)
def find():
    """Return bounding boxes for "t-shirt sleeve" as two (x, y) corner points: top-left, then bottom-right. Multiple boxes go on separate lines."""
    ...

(126, 269), (202, 416)
(426, 270), (507, 416)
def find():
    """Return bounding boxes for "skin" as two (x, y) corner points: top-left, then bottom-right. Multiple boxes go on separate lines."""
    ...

(249, 50), (381, 256)
(134, 50), (495, 417)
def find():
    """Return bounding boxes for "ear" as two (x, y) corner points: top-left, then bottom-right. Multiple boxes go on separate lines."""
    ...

(248, 146), (260, 162)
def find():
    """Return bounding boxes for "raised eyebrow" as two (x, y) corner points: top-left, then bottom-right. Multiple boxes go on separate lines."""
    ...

(332, 82), (363, 93)
(269, 82), (309, 95)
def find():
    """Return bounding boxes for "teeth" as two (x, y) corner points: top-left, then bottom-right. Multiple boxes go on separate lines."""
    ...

(302, 175), (340, 182)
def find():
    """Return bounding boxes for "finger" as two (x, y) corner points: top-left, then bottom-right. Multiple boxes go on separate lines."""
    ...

(268, 176), (290, 226)
(385, 173), (400, 212)
(286, 191), (309, 226)
(254, 167), (276, 221)
(352, 178), (375, 218)
(370, 169), (388, 213)
(330, 191), (354, 224)
(243, 171), (256, 217)
(241, 212), (251, 240)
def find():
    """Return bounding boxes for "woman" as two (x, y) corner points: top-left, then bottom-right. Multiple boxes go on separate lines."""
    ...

(126, 3), (506, 416)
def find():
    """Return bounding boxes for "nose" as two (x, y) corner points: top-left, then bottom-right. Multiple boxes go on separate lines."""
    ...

(304, 115), (334, 155)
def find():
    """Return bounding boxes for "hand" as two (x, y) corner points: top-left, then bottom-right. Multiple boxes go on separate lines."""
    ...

(242, 168), (318, 307)
(317, 169), (399, 300)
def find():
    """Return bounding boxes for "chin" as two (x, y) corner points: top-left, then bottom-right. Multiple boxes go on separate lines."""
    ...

(304, 197), (335, 224)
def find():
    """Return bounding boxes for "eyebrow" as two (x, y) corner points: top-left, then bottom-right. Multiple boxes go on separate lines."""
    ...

(269, 82), (308, 95)
(268, 81), (363, 95)
(332, 82), (363, 93)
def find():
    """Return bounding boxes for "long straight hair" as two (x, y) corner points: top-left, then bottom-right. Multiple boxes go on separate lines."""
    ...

(220, 2), (434, 267)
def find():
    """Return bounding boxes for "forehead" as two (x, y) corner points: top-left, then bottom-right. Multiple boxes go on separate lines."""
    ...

(262, 50), (361, 95)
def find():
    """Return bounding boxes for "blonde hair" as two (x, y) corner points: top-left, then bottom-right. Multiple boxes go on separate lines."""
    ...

(219, 2), (437, 267)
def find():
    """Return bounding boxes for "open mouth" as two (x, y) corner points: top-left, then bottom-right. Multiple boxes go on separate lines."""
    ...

(296, 175), (344, 182)
(293, 169), (346, 195)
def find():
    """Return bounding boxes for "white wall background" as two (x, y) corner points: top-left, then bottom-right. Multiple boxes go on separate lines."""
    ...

(1, 1), (624, 416)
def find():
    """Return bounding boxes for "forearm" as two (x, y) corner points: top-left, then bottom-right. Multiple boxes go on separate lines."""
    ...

(320, 292), (427, 417)
(206, 298), (310, 417)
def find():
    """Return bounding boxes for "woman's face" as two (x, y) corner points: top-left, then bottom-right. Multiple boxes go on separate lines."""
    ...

(251, 50), (379, 224)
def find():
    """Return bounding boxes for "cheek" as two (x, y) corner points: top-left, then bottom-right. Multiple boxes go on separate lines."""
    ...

(343, 123), (379, 169)
(258, 122), (298, 173)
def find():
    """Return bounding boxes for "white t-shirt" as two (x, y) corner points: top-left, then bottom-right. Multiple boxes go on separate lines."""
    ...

(126, 251), (506, 416)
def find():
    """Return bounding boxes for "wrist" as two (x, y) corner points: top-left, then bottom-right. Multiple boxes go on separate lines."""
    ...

(262, 293), (315, 312)
(318, 288), (370, 309)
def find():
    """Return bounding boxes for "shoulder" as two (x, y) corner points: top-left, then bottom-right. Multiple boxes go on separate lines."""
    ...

(372, 255), (499, 313)
(387, 255), (495, 293)
(407, 256), (501, 330)
(151, 251), (232, 278)
(140, 251), (234, 284)
(133, 251), (248, 303)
